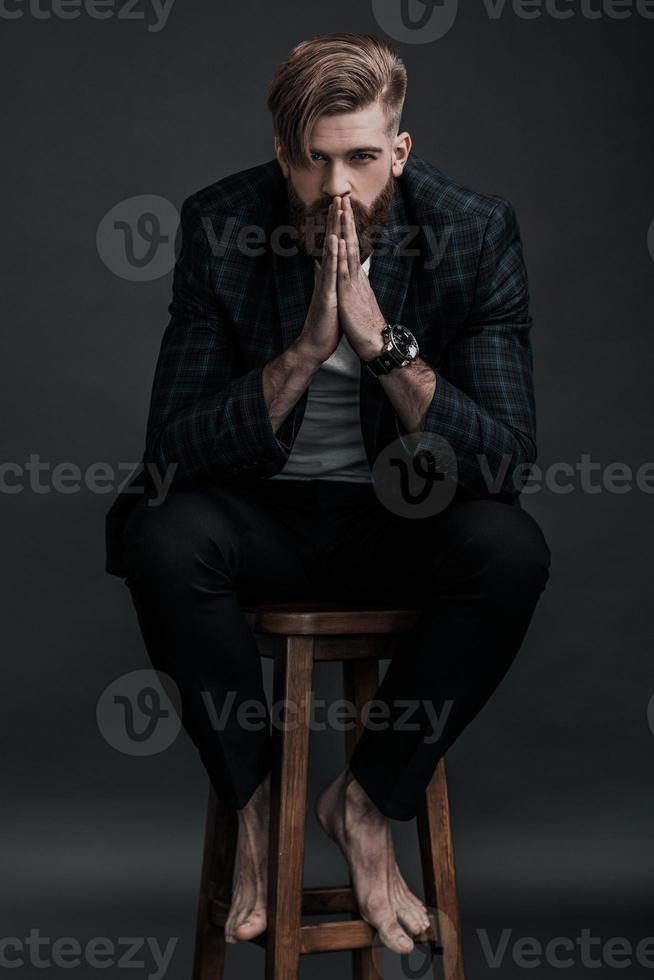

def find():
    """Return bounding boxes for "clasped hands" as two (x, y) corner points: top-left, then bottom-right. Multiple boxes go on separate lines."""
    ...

(300, 194), (388, 367)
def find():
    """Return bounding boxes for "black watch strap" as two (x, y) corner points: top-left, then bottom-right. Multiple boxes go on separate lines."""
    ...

(364, 350), (402, 377)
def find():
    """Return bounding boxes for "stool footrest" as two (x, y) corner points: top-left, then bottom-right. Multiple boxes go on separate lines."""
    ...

(297, 916), (439, 955)
(209, 899), (440, 954)
(301, 885), (356, 914)
(209, 885), (358, 921)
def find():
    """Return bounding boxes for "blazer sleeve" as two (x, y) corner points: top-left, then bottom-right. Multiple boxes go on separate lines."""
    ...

(144, 196), (291, 486)
(397, 198), (537, 501)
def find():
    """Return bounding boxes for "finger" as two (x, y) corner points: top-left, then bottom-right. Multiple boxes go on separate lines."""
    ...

(329, 195), (340, 237)
(337, 236), (349, 283)
(335, 196), (343, 254)
(320, 197), (338, 265)
(343, 195), (359, 276)
(325, 206), (341, 293)
(327, 231), (339, 292)
(318, 200), (339, 292)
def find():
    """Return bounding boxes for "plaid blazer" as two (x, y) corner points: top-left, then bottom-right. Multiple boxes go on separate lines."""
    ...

(105, 151), (536, 577)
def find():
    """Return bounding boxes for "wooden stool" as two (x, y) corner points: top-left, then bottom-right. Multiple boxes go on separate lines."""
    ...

(192, 601), (466, 980)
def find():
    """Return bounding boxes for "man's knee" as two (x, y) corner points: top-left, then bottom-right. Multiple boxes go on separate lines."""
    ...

(446, 499), (551, 595)
(123, 490), (236, 591)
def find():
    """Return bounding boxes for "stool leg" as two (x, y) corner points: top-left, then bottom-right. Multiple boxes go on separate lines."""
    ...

(343, 658), (382, 980)
(416, 757), (466, 980)
(343, 658), (379, 754)
(265, 635), (313, 980)
(192, 785), (238, 980)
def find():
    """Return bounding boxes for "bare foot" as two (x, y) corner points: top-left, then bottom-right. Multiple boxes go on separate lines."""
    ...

(315, 767), (430, 955)
(224, 771), (270, 944)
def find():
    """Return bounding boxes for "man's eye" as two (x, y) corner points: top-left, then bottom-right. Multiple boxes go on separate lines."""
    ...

(309, 153), (374, 162)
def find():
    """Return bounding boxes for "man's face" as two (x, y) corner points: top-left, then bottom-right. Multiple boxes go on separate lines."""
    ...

(277, 101), (411, 263)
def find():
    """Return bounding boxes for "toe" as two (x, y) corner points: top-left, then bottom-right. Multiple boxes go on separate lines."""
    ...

(376, 917), (415, 955)
(389, 925), (414, 954)
(394, 867), (427, 914)
(397, 903), (428, 937)
(395, 876), (428, 922)
(361, 899), (415, 956)
(235, 907), (267, 940)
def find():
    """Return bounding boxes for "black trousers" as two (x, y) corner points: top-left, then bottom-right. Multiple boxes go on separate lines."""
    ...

(122, 478), (551, 821)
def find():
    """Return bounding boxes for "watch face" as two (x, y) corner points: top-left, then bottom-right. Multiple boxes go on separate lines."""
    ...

(390, 325), (419, 360)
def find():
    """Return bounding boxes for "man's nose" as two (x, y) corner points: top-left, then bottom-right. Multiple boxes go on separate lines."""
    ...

(321, 170), (352, 201)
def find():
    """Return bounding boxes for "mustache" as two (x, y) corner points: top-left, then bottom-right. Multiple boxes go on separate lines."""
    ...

(304, 197), (369, 220)
(284, 168), (395, 223)
(284, 174), (396, 260)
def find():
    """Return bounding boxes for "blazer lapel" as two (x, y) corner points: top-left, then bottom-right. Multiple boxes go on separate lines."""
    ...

(368, 178), (413, 327)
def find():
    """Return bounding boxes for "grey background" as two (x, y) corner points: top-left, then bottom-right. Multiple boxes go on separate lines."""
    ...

(2, 1), (653, 977)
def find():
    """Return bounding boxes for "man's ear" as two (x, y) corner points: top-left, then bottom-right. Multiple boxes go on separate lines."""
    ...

(391, 132), (412, 176)
(274, 137), (290, 178)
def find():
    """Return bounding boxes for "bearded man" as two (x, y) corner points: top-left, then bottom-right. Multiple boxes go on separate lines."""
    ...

(106, 32), (551, 958)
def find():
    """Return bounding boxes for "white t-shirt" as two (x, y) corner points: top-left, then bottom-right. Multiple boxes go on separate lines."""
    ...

(269, 254), (373, 483)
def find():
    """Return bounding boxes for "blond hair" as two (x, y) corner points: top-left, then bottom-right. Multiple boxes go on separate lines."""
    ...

(267, 33), (407, 169)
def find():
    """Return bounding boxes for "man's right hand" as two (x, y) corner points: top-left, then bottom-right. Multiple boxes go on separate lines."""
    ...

(294, 196), (343, 367)
(262, 197), (344, 437)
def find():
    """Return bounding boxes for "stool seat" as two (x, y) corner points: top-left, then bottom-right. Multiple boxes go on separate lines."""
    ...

(193, 600), (466, 980)
(247, 600), (421, 636)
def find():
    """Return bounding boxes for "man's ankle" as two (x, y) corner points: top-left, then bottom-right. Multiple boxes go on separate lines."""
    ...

(343, 770), (378, 813)
(240, 772), (271, 818)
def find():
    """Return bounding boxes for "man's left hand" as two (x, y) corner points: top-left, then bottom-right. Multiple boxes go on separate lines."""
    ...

(337, 195), (387, 362)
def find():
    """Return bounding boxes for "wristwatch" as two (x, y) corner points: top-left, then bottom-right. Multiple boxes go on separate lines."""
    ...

(362, 323), (420, 378)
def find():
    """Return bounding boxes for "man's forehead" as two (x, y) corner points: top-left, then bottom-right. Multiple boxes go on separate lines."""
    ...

(309, 107), (388, 153)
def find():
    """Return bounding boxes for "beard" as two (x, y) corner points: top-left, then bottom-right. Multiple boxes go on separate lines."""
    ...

(285, 169), (396, 264)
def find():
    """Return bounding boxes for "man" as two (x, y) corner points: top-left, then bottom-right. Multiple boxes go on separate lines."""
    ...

(106, 32), (551, 956)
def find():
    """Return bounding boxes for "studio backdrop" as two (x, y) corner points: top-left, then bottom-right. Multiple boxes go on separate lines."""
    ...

(2, 2), (653, 978)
